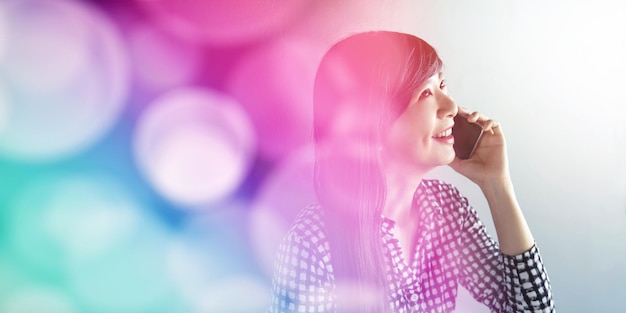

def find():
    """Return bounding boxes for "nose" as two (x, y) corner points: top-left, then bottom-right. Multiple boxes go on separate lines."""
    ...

(436, 92), (457, 119)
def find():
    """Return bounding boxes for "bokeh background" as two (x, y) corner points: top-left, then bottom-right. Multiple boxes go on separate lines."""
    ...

(0, 0), (625, 312)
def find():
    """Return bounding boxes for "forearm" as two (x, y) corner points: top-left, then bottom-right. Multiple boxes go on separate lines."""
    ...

(480, 177), (534, 255)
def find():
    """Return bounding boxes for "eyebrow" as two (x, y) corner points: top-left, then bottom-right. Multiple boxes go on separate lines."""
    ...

(414, 72), (445, 96)
(425, 72), (444, 85)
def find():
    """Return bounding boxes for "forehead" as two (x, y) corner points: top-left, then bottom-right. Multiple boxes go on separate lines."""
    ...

(409, 71), (443, 95)
(421, 72), (444, 86)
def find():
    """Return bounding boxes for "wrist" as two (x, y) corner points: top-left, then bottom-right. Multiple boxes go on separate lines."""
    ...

(478, 176), (515, 199)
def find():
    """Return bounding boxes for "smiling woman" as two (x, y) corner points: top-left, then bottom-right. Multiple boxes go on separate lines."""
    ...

(268, 31), (555, 313)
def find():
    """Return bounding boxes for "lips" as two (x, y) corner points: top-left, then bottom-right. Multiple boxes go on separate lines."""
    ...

(433, 125), (453, 138)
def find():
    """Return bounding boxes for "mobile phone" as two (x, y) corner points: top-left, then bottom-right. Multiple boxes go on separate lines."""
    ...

(452, 114), (483, 159)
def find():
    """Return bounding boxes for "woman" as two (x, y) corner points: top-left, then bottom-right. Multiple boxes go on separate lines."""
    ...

(268, 31), (554, 313)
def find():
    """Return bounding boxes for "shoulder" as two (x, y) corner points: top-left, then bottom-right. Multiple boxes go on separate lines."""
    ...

(421, 179), (466, 203)
(420, 179), (471, 217)
(283, 203), (329, 252)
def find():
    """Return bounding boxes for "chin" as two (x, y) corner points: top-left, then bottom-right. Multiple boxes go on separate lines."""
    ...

(423, 156), (455, 170)
(439, 150), (456, 165)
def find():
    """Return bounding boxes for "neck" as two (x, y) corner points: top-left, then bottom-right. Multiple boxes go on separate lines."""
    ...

(381, 156), (429, 225)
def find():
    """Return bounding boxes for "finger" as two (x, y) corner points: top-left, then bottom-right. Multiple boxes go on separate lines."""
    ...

(456, 106), (472, 118)
(467, 111), (481, 123)
(461, 110), (499, 134)
(477, 119), (492, 134)
(491, 120), (501, 134)
(484, 119), (501, 134)
(468, 111), (496, 126)
(483, 119), (496, 132)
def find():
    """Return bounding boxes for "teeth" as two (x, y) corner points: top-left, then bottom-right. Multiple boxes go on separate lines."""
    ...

(435, 128), (452, 138)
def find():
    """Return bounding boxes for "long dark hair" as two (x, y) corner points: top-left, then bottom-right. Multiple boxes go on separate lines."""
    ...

(313, 31), (443, 312)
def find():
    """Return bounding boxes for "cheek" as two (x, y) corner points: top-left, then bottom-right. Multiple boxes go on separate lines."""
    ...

(386, 122), (427, 158)
(405, 119), (433, 148)
(384, 107), (435, 156)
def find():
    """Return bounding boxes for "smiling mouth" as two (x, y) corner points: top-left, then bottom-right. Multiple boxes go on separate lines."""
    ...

(433, 128), (452, 138)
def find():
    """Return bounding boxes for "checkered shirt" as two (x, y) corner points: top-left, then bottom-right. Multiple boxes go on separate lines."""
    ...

(268, 179), (554, 312)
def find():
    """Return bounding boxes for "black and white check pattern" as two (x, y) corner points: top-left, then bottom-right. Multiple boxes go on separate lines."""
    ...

(268, 179), (554, 313)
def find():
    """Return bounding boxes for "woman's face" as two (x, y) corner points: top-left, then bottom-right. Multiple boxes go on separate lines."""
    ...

(383, 72), (458, 171)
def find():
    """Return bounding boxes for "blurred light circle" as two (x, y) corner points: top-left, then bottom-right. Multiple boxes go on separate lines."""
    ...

(2, 0), (91, 92)
(0, 286), (77, 313)
(166, 203), (262, 312)
(127, 22), (201, 92)
(134, 87), (256, 207)
(165, 233), (226, 313)
(68, 233), (174, 313)
(0, 86), (7, 134)
(135, 0), (312, 46)
(195, 276), (270, 313)
(167, 241), (269, 313)
(0, 257), (25, 306)
(166, 237), (221, 299)
(6, 174), (175, 312)
(0, 0), (129, 161)
(248, 145), (317, 276)
(226, 38), (322, 161)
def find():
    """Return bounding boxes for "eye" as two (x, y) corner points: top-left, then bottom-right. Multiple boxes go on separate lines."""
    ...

(440, 79), (446, 89)
(418, 89), (432, 100)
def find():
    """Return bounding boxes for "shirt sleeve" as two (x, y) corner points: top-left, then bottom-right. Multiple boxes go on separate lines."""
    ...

(267, 223), (335, 313)
(453, 188), (555, 313)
